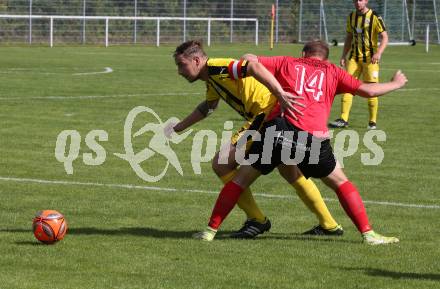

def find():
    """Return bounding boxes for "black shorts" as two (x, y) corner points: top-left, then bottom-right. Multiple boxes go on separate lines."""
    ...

(247, 117), (336, 178)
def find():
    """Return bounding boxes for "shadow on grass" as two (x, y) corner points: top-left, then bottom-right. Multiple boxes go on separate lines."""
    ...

(14, 241), (45, 246)
(342, 267), (440, 281)
(3, 227), (357, 244)
(68, 227), (203, 238)
(263, 232), (360, 244)
(0, 227), (198, 239)
(69, 228), (359, 244)
(0, 228), (30, 233)
(67, 227), (361, 244)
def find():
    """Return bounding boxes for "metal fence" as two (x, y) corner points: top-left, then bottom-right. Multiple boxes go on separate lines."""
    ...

(0, 0), (287, 45)
(0, 0), (438, 46)
(299, 0), (440, 45)
(0, 14), (259, 46)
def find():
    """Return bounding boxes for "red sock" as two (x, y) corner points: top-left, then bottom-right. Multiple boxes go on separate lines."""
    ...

(208, 181), (244, 229)
(335, 181), (372, 233)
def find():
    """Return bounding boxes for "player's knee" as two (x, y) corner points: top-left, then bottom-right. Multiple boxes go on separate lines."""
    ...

(322, 167), (348, 191)
(277, 165), (300, 184)
(212, 155), (237, 177)
(211, 153), (220, 173)
(211, 159), (223, 176)
(211, 154), (226, 176)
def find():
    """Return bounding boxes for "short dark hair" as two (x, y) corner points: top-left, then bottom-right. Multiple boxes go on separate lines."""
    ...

(302, 40), (329, 60)
(173, 40), (207, 59)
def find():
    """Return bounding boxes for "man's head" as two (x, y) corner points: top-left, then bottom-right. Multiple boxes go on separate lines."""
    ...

(173, 40), (208, 82)
(302, 40), (329, 60)
(353, 0), (369, 13)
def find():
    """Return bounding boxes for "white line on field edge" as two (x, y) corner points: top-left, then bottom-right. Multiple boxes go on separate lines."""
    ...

(0, 176), (438, 210)
(0, 67), (114, 75)
(72, 67), (113, 76)
(0, 92), (202, 100)
(382, 68), (440, 72)
(400, 88), (440, 91)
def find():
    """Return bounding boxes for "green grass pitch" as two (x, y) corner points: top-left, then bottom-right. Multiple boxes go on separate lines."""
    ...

(0, 43), (439, 289)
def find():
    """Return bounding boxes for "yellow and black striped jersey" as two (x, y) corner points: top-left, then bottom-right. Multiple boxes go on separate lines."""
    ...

(347, 9), (386, 63)
(205, 58), (277, 122)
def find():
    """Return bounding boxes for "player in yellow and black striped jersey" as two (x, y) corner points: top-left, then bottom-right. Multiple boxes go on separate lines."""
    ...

(329, 0), (388, 130)
(167, 40), (343, 239)
(346, 8), (386, 63)
(205, 58), (276, 146)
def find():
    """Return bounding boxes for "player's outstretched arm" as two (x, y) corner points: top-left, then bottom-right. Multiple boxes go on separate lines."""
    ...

(355, 70), (408, 98)
(246, 61), (304, 120)
(164, 100), (218, 137)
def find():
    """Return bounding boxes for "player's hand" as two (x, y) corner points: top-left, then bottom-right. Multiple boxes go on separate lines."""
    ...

(163, 122), (177, 139)
(371, 52), (382, 64)
(278, 91), (305, 120)
(339, 57), (346, 68)
(392, 70), (408, 88)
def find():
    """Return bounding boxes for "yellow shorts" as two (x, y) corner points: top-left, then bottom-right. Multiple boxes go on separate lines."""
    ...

(346, 59), (380, 83)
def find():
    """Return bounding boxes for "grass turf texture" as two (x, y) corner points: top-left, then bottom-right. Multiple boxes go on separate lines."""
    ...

(0, 44), (439, 289)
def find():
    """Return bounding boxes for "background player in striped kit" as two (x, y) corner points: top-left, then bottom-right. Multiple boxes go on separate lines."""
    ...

(329, 0), (388, 129)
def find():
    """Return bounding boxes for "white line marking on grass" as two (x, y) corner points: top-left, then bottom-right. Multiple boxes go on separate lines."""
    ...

(382, 68), (439, 73)
(72, 67), (113, 76)
(0, 67), (114, 75)
(0, 92), (202, 101)
(0, 176), (439, 210)
(400, 88), (440, 91)
(1, 68), (30, 71)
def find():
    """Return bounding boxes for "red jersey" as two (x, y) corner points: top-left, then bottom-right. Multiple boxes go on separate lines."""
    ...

(258, 56), (361, 137)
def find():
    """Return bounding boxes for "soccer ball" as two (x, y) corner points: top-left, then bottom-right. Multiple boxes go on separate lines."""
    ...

(32, 210), (67, 244)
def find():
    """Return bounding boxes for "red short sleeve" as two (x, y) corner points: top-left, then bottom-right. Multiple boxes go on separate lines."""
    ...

(257, 56), (286, 75)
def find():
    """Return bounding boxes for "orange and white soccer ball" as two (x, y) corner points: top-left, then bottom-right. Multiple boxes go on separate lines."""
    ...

(32, 210), (67, 244)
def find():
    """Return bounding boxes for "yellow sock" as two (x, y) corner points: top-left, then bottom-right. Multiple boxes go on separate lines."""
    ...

(341, 93), (354, 122)
(368, 97), (378, 123)
(291, 176), (338, 230)
(220, 170), (266, 223)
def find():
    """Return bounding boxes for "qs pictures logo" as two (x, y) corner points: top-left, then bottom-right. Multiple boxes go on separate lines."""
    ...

(55, 106), (387, 183)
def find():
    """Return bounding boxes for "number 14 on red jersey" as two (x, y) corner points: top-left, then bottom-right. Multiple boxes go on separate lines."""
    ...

(294, 65), (324, 101)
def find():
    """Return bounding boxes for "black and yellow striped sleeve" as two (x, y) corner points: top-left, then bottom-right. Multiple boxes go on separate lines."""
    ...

(374, 13), (386, 33)
(207, 58), (232, 77)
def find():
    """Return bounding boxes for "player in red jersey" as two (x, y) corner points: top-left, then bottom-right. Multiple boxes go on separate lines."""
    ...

(193, 40), (407, 245)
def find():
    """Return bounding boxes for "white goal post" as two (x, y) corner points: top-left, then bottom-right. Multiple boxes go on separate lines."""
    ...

(0, 15), (259, 47)
(298, 0), (440, 46)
